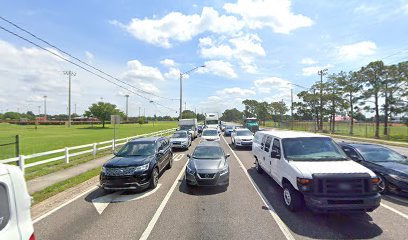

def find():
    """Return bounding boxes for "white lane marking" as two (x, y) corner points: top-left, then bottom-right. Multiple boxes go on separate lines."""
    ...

(381, 203), (408, 220)
(139, 160), (189, 240)
(173, 153), (184, 162)
(33, 185), (98, 224)
(92, 185), (162, 214)
(222, 136), (295, 240)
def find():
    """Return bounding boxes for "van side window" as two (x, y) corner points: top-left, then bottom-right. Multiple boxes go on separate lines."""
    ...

(0, 183), (10, 231)
(260, 135), (267, 150)
(264, 136), (272, 152)
(271, 139), (281, 158)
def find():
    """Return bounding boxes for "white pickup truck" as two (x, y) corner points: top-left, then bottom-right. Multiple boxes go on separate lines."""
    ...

(252, 130), (381, 213)
(0, 164), (35, 240)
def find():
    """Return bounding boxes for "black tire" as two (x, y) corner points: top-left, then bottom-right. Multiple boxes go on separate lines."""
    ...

(255, 158), (263, 174)
(167, 155), (173, 169)
(150, 168), (159, 189)
(377, 174), (388, 194)
(282, 183), (304, 212)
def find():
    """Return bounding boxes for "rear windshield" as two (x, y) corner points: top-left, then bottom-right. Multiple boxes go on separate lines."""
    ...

(193, 146), (224, 159)
(172, 132), (187, 138)
(203, 130), (218, 136)
(237, 131), (252, 136)
(282, 137), (347, 161)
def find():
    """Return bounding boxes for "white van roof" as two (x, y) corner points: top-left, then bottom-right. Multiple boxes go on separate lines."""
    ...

(256, 129), (328, 139)
(0, 163), (10, 175)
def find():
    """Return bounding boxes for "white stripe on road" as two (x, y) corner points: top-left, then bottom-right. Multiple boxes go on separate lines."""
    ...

(173, 153), (184, 162)
(139, 159), (189, 240)
(222, 136), (295, 240)
(381, 203), (408, 220)
(33, 185), (98, 224)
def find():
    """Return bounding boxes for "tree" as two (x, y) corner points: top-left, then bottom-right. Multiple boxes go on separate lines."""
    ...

(242, 99), (259, 117)
(181, 110), (196, 119)
(26, 111), (36, 120)
(296, 90), (320, 128)
(220, 108), (243, 122)
(85, 102), (124, 128)
(196, 113), (205, 121)
(360, 61), (385, 138)
(268, 101), (289, 122)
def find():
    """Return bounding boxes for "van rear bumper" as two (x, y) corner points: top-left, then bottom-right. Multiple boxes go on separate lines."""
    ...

(304, 193), (381, 213)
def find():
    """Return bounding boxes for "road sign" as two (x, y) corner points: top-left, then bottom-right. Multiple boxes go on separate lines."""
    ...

(111, 115), (121, 124)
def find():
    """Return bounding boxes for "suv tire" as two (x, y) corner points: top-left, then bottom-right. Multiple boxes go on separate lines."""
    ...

(150, 168), (159, 189)
(377, 174), (388, 194)
(282, 183), (304, 212)
(167, 156), (173, 169)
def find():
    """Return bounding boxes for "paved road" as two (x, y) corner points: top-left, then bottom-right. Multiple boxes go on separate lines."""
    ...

(34, 135), (408, 240)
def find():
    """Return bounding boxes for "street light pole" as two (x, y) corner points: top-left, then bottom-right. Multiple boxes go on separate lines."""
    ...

(317, 68), (328, 131)
(179, 65), (205, 120)
(64, 71), (76, 128)
(125, 95), (129, 121)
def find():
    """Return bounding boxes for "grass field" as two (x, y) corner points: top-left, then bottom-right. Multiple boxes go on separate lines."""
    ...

(263, 121), (408, 142)
(0, 122), (177, 159)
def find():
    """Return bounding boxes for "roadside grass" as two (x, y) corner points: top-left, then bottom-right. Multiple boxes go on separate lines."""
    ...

(32, 166), (101, 204)
(0, 121), (177, 159)
(262, 121), (408, 143)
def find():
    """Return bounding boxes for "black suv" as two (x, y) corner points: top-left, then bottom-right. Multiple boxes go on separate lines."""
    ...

(100, 137), (173, 192)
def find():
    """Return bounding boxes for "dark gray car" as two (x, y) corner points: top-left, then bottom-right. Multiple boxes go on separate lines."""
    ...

(185, 142), (230, 189)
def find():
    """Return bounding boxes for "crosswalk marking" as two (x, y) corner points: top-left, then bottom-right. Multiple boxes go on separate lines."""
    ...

(173, 153), (184, 161)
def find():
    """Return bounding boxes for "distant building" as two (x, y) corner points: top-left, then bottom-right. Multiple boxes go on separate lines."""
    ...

(334, 116), (356, 122)
(35, 116), (47, 122)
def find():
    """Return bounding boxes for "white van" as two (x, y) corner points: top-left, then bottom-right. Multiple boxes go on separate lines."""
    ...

(0, 164), (35, 240)
(252, 130), (381, 213)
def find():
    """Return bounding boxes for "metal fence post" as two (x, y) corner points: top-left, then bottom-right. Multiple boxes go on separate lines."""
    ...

(18, 155), (25, 175)
(126, 138), (129, 143)
(15, 135), (20, 166)
(65, 147), (70, 164)
(112, 140), (115, 151)
(93, 143), (97, 156)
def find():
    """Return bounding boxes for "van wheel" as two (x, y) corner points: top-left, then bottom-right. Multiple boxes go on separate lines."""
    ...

(150, 168), (159, 189)
(282, 183), (304, 212)
(255, 159), (263, 174)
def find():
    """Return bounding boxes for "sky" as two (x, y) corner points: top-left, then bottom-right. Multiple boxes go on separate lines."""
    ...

(0, 0), (408, 117)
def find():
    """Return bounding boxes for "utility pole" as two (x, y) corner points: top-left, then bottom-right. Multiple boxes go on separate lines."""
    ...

(64, 71), (76, 128)
(317, 69), (328, 131)
(43, 95), (47, 120)
(74, 104), (77, 115)
(291, 88), (294, 130)
(125, 95), (129, 121)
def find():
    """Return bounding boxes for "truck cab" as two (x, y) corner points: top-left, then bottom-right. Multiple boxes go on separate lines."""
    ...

(0, 164), (35, 240)
(252, 130), (381, 213)
(178, 119), (198, 139)
(243, 117), (259, 133)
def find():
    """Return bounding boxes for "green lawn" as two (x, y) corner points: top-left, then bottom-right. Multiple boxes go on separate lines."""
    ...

(263, 121), (408, 142)
(0, 122), (177, 159)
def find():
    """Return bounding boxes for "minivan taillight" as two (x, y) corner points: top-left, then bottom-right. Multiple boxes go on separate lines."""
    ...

(29, 233), (36, 240)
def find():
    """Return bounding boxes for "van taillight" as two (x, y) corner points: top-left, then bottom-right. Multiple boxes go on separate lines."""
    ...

(29, 233), (36, 240)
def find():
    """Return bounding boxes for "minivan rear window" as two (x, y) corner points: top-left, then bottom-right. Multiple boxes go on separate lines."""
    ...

(0, 183), (10, 231)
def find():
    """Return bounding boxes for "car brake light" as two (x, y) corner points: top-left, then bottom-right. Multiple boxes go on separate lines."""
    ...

(29, 233), (36, 240)
(297, 178), (312, 185)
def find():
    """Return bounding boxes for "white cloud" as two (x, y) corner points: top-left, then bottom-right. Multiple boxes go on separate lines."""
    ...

(338, 41), (377, 60)
(112, 7), (243, 48)
(160, 58), (176, 67)
(254, 77), (291, 93)
(197, 60), (238, 78)
(199, 33), (265, 73)
(85, 51), (94, 64)
(301, 57), (317, 65)
(216, 87), (256, 97)
(302, 64), (333, 76)
(121, 60), (164, 82)
(354, 4), (380, 14)
(223, 0), (313, 34)
(164, 67), (180, 80)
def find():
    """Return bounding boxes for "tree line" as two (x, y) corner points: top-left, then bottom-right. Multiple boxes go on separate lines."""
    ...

(295, 60), (407, 138)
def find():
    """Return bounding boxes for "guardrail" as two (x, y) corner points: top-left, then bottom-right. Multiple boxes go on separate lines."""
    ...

(0, 128), (176, 174)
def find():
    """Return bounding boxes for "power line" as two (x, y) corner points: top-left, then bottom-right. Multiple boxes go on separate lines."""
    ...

(0, 24), (177, 111)
(0, 16), (178, 101)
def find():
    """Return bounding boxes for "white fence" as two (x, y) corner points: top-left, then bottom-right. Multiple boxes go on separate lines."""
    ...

(0, 128), (176, 174)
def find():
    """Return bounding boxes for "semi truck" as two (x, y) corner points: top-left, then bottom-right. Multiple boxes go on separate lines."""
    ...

(244, 117), (259, 133)
(178, 119), (198, 139)
(205, 113), (219, 131)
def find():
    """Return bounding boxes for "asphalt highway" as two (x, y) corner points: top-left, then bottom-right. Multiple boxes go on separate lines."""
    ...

(34, 135), (408, 240)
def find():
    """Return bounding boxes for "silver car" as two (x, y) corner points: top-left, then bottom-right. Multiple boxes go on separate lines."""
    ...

(185, 142), (230, 189)
(170, 130), (191, 150)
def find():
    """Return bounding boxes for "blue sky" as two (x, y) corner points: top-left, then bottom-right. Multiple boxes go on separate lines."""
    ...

(1, 0), (408, 117)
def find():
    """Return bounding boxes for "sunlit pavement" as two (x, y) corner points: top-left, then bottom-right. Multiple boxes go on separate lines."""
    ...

(34, 135), (408, 240)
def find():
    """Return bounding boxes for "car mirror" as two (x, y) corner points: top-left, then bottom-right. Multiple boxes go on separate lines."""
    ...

(158, 149), (165, 155)
(350, 154), (362, 161)
(225, 154), (230, 158)
(271, 150), (281, 159)
(187, 154), (191, 158)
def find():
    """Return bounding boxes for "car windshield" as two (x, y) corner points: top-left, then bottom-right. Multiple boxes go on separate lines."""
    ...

(282, 137), (347, 161)
(192, 146), (224, 159)
(203, 130), (218, 136)
(355, 146), (407, 163)
(206, 120), (218, 125)
(180, 125), (192, 130)
(116, 142), (155, 157)
(226, 126), (233, 129)
(237, 130), (252, 136)
(172, 132), (187, 138)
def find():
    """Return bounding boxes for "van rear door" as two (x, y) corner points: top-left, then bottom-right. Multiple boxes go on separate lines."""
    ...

(0, 173), (20, 240)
